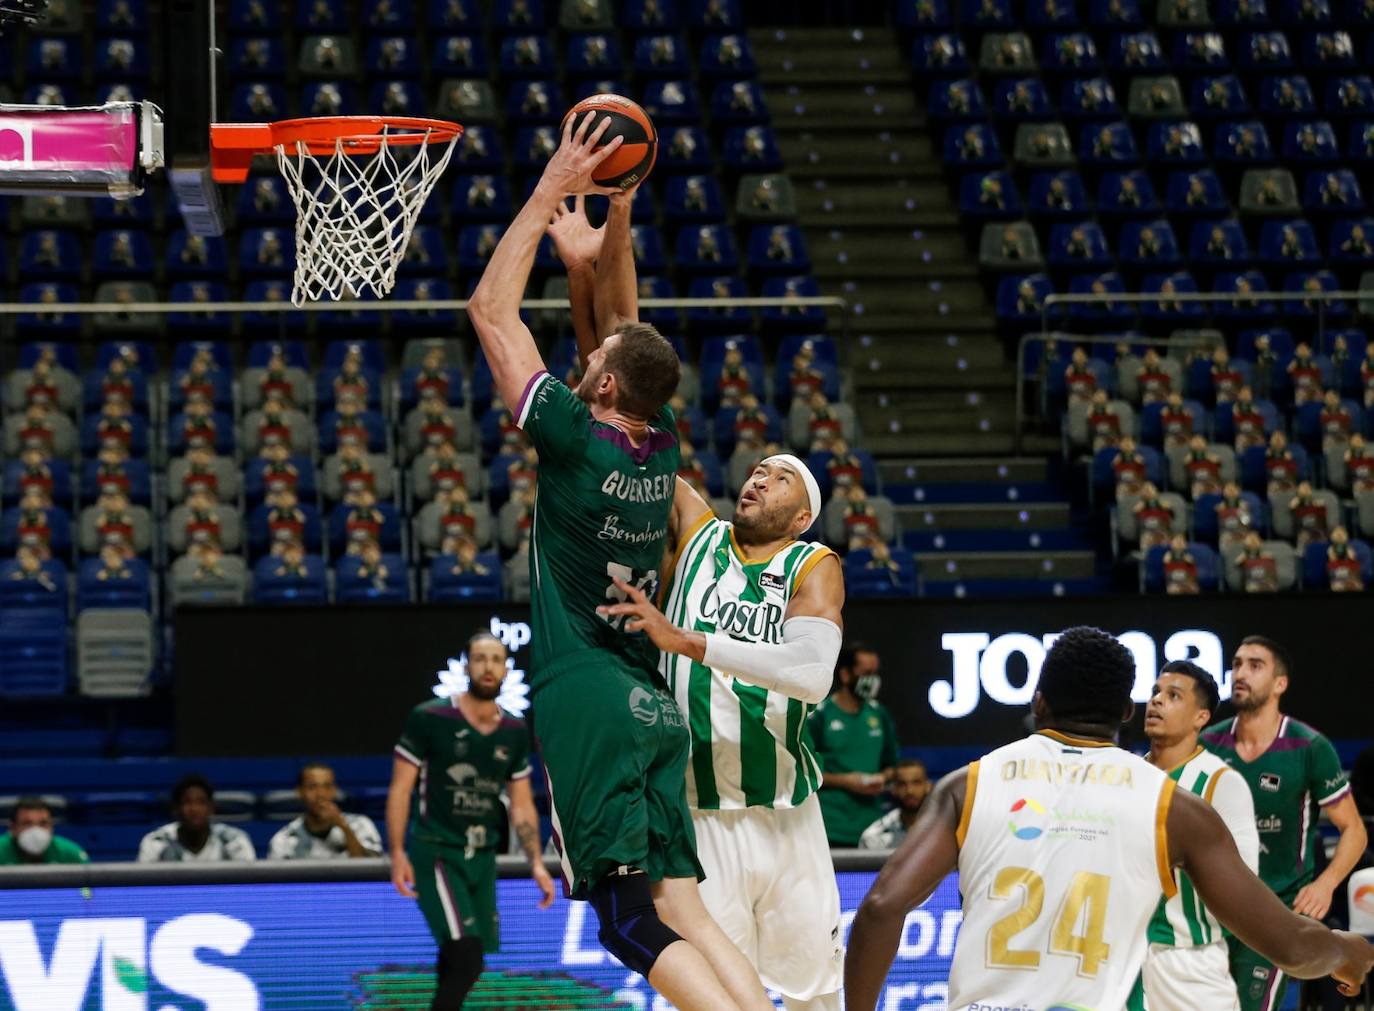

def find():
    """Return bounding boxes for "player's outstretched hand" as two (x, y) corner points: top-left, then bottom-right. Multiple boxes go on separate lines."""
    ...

(598, 577), (686, 654)
(1293, 879), (1335, 920)
(391, 851), (417, 899)
(547, 195), (604, 269)
(1330, 931), (1374, 997)
(532, 862), (557, 910)
(541, 111), (624, 199)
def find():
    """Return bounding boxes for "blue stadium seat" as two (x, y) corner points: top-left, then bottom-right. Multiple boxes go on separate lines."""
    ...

(0, 506), (72, 557)
(1258, 74), (1315, 117)
(1279, 0), (1331, 25)
(510, 125), (557, 171)
(165, 231), (229, 279)
(1325, 75), (1374, 115)
(167, 410), (235, 457)
(230, 82), (288, 122)
(96, 0), (148, 31)
(450, 173), (512, 222)
(166, 282), (230, 335)
(633, 33), (689, 76)
(845, 549), (918, 599)
(230, 0), (282, 30)
(1215, 120), (1275, 164)
(746, 225), (809, 274)
(506, 80), (561, 123)
(1237, 31), (1294, 71)
(1192, 492), (1266, 544)
(248, 503), (323, 557)
(1107, 31), (1166, 72)
(3, 460), (73, 508)
(0, 609), (69, 698)
(625, 0), (682, 29)
(80, 413), (150, 458)
(634, 275), (679, 332)
(1216, 0), (1272, 25)
(76, 557), (150, 612)
(929, 79), (988, 122)
(95, 37), (148, 80)
(712, 403), (783, 458)
(1147, 122), (1207, 166)
(27, 38), (80, 79)
(492, 0), (549, 30)
(687, 276), (752, 333)
(690, 0), (741, 27)
(994, 78), (1053, 120)
(456, 224), (506, 273)
(711, 80), (769, 124)
(296, 0), (349, 29)
(913, 33), (970, 76)
(1258, 218), (1320, 264)
(1047, 221), (1112, 269)
(1191, 75), (1250, 118)
(431, 34), (488, 75)
(169, 340), (232, 373)
(235, 175), (294, 225)
(1026, 170), (1086, 219)
(700, 33), (758, 79)
(1347, 121), (1374, 163)
(1098, 170), (1160, 219)
(1174, 31), (1230, 72)
(1043, 33), (1101, 74)
(721, 126), (781, 171)
(1166, 169), (1230, 217)
(943, 123), (1004, 168)
(1303, 169), (1365, 214)
(499, 34), (554, 76)
(1079, 122), (1140, 167)
(1142, 543), (1221, 592)
(1139, 271), (1206, 324)
(1283, 269), (1348, 317)
(1303, 30), (1356, 71)
(329, 504), (403, 554)
(1302, 539), (1373, 589)
(230, 37), (287, 79)
(996, 272), (1055, 322)
(0, 559), (68, 612)
(1212, 270), (1277, 321)
(664, 175), (725, 222)
(761, 276), (828, 332)
(1140, 398), (1207, 447)
(81, 458), (151, 506)
(1092, 443), (1163, 492)
(1058, 77), (1120, 120)
(371, 80), (426, 117)
(397, 225), (450, 277)
(318, 408), (387, 455)
(428, 554), (503, 602)
(300, 82), (358, 118)
(91, 229), (154, 279)
(1030, 0), (1082, 28)
(19, 231), (82, 280)
(641, 79), (703, 124)
(335, 556), (411, 603)
(1329, 217), (1374, 266)
(961, 0), (1013, 28)
(1239, 440), (1306, 489)
(16, 283), (82, 338)
(1118, 219), (1183, 270)
(1189, 218), (1254, 268)
(565, 33), (623, 77)
(1066, 271), (1135, 325)
(92, 192), (154, 229)
(366, 36), (421, 76)
(1282, 120), (1340, 163)
(244, 457), (318, 507)
(238, 228), (296, 278)
(961, 171), (1025, 221)
(363, 0), (416, 28)
(253, 555), (328, 605)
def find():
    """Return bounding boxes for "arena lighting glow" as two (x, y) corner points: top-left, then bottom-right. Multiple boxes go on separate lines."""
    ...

(929, 629), (1230, 719)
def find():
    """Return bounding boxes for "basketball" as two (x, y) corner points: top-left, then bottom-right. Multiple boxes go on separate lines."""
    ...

(560, 94), (658, 190)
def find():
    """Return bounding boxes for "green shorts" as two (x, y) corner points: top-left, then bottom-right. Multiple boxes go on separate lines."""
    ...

(409, 838), (500, 953)
(1228, 933), (1290, 1011)
(532, 649), (703, 900)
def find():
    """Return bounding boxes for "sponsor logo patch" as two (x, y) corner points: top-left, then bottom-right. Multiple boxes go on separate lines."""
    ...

(1259, 772), (1282, 792)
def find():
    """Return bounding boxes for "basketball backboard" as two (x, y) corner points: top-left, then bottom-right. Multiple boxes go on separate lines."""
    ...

(163, 0), (226, 237)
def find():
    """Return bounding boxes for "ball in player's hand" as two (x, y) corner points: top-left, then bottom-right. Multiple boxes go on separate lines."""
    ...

(560, 95), (657, 191)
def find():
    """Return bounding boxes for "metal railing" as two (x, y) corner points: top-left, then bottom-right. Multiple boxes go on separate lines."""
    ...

(1014, 288), (1374, 452)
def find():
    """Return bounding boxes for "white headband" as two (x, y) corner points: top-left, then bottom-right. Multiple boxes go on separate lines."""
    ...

(761, 454), (822, 525)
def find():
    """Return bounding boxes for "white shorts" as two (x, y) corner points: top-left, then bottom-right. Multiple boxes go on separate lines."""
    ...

(692, 792), (843, 1001)
(1142, 939), (1241, 1011)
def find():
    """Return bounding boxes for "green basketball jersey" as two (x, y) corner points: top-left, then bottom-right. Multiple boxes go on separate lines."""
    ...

(1202, 715), (1351, 899)
(659, 514), (834, 810)
(516, 371), (678, 683)
(394, 698), (532, 854)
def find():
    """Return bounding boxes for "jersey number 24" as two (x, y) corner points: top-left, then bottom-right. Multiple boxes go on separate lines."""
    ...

(986, 866), (1112, 977)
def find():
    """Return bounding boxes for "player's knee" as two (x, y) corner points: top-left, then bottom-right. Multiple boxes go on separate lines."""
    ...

(588, 870), (683, 976)
(432, 938), (483, 1010)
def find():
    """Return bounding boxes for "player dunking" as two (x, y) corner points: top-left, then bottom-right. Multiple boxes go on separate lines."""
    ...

(845, 627), (1373, 1011)
(466, 112), (771, 1011)
(551, 176), (848, 1011)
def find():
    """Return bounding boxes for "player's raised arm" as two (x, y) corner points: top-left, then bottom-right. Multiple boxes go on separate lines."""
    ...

(845, 766), (967, 1011)
(594, 187), (640, 337)
(1169, 788), (1374, 993)
(546, 195), (604, 371)
(467, 113), (622, 409)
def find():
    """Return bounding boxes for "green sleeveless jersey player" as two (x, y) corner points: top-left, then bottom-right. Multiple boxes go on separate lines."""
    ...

(515, 370), (678, 682)
(394, 698), (532, 951)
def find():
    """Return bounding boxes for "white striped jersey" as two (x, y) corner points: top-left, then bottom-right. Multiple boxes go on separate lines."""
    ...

(949, 731), (1178, 1011)
(1148, 746), (1259, 947)
(659, 513), (834, 810)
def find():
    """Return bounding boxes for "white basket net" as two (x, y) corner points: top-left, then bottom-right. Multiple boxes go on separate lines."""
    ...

(275, 126), (458, 306)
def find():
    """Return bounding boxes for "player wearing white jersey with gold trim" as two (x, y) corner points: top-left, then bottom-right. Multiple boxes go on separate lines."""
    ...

(550, 195), (845, 1011)
(1129, 660), (1259, 1011)
(598, 462), (846, 1011)
(845, 627), (1374, 1011)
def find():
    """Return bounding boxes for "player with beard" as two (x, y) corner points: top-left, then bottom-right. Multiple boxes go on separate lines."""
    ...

(386, 631), (554, 1010)
(1129, 660), (1258, 1011)
(549, 189), (846, 1010)
(469, 113), (772, 1011)
(1203, 636), (1368, 1011)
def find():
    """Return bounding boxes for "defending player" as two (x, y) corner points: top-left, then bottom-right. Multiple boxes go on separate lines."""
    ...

(845, 627), (1374, 1011)
(1130, 660), (1259, 1011)
(1203, 635), (1369, 1011)
(386, 631), (554, 1011)
(466, 112), (772, 1011)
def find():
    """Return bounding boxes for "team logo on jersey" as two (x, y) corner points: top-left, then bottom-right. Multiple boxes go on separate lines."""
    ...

(1259, 772), (1282, 792)
(494, 745), (510, 761)
(629, 686), (659, 727)
(759, 571), (786, 592)
(447, 763), (478, 785)
(1007, 797), (1047, 840)
(1354, 884), (1374, 915)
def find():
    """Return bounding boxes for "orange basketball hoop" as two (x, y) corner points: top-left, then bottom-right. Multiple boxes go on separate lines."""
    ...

(209, 115), (463, 305)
